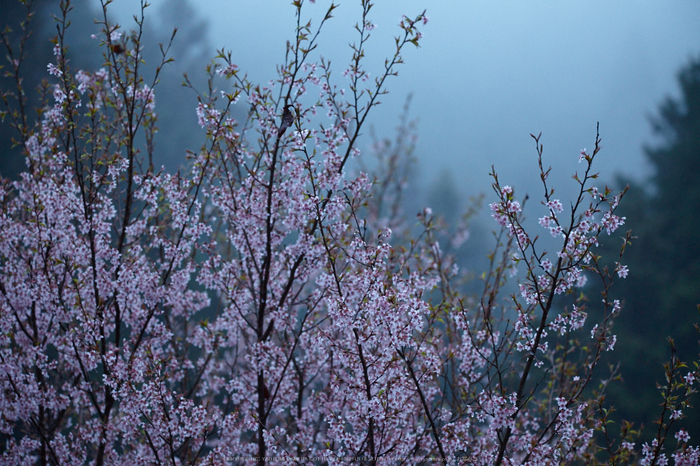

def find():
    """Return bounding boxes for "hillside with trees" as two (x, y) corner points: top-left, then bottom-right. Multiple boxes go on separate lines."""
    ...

(601, 55), (700, 443)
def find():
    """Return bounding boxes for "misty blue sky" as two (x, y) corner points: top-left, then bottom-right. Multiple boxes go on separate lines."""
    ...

(113, 0), (700, 202)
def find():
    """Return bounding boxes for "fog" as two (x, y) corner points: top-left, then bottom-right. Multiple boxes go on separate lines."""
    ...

(108, 0), (700, 202)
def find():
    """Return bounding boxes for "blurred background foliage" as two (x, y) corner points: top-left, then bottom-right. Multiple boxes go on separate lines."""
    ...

(598, 55), (700, 443)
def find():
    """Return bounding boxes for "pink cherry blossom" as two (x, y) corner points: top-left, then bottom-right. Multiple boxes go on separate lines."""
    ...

(2, 3), (697, 466)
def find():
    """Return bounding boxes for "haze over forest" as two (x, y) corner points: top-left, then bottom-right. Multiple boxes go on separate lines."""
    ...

(108, 0), (700, 206)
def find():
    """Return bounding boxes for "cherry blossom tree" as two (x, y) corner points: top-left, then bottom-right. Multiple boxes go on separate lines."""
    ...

(1, 1), (699, 465)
